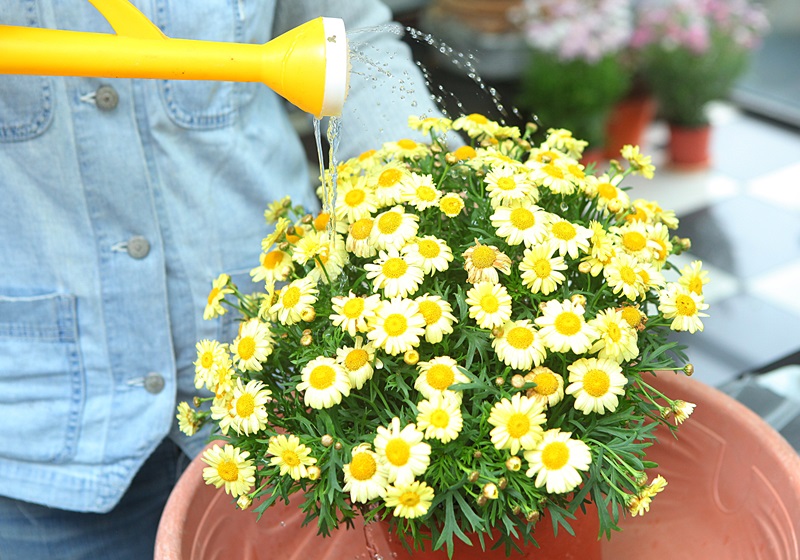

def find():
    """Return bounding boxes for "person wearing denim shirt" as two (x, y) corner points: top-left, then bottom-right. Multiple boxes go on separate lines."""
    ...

(0, 1), (445, 557)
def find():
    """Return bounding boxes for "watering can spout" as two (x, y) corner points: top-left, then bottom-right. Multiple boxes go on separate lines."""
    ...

(0, 0), (349, 117)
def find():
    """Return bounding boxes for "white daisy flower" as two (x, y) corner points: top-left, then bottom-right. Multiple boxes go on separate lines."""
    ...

(364, 249), (425, 298)
(343, 443), (390, 503)
(297, 356), (351, 409)
(492, 319), (547, 371)
(565, 357), (627, 415)
(366, 297), (426, 356)
(374, 417), (431, 485)
(414, 294), (457, 344)
(524, 429), (591, 494)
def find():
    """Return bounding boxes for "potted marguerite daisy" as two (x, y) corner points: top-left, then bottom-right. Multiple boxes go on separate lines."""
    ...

(175, 114), (708, 557)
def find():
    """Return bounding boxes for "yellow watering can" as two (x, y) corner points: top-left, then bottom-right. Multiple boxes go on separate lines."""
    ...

(0, 0), (350, 117)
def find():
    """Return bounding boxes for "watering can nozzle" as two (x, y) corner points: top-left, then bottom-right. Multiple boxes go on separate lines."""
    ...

(0, 0), (350, 117)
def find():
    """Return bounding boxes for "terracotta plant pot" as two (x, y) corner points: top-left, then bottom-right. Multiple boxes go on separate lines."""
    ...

(603, 95), (657, 159)
(379, 503), (600, 559)
(156, 372), (800, 559)
(667, 123), (712, 169)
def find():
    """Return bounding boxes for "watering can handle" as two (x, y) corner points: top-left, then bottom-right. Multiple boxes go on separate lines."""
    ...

(84, 0), (166, 39)
(0, 0), (349, 117)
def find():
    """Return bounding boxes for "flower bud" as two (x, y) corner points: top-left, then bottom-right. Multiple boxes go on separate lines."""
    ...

(570, 294), (587, 307)
(512, 505), (522, 515)
(192, 396), (202, 408)
(300, 334), (313, 346)
(578, 261), (592, 274)
(334, 441), (343, 450)
(511, 374), (525, 389)
(237, 495), (253, 510)
(683, 363), (694, 376)
(498, 477), (508, 490)
(468, 471), (480, 483)
(526, 510), (540, 523)
(300, 214), (313, 224)
(307, 466), (321, 481)
(403, 349), (420, 365)
(472, 450), (483, 459)
(491, 327), (504, 338)
(321, 434), (334, 447)
(505, 456), (522, 472)
(477, 495), (488, 507)
(494, 377), (505, 387)
(301, 308), (316, 322)
(482, 483), (499, 500)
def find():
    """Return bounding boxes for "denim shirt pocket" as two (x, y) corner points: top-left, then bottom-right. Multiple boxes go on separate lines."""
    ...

(153, 0), (255, 130)
(0, 0), (55, 142)
(0, 293), (85, 463)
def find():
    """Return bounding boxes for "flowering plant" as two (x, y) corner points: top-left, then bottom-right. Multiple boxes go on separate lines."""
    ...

(632, 0), (770, 127)
(177, 114), (710, 556)
(512, 0), (634, 148)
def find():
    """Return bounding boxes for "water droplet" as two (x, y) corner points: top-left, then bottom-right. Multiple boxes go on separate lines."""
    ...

(279, 521), (286, 527)
(560, 202), (569, 212)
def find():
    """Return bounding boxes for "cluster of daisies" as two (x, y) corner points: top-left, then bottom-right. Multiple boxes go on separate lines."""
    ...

(177, 114), (706, 545)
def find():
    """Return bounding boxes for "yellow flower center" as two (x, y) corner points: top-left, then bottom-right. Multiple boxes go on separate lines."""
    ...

(398, 138), (417, 150)
(385, 438), (410, 466)
(237, 336), (256, 360)
(543, 163), (564, 179)
(377, 211), (402, 235)
(349, 452), (377, 480)
(282, 449), (301, 467)
(507, 412), (530, 438)
(309, 365), (336, 390)
(345, 189), (366, 207)
(480, 294), (499, 313)
(551, 221), (576, 241)
(207, 287), (221, 305)
(622, 231), (647, 252)
(417, 239), (441, 259)
(606, 322), (622, 342)
(506, 327), (534, 351)
(471, 245), (497, 269)
(418, 301), (442, 325)
(620, 307), (642, 328)
(554, 311), (581, 336)
(345, 349), (369, 371)
(598, 182), (617, 200)
(350, 218), (373, 240)
(416, 186), (437, 202)
(399, 491), (420, 507)
(533, 372), (558, 396)
(567, 164), (585, 179)
(620, 266), (637, 285)
(382, 257), (408, 279)
(426, 364), (455, 390)
(452, 145), (477, 161)
(263, 250), (284, 269)
(358, 149), (376, 161)
(217, 459), (239, 482)
(496, 177), (517, 191)
(688, 277), (703, 295)
(675, 294), (697, 316)
(200, 351), (215, 369)
(440, 195), (464, 216)
(468, 113), (489, 124)
(282, 286), (301, 308)
(235, 393), (255, 417)
(583, 369), (611, 397)
(510, 207), (535, 230)
(541, 441), (569, 470)
(378, 168), (403, 187)
(430, 409), (450, 428)
(534, 259), (551, 278)
(314, 213), (329, 232)
(342, 298), (365, 319)
(384, 314), (408, 337)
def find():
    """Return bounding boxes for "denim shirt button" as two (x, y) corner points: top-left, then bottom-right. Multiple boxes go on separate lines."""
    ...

(127, 236), (150, 259)
(95, 85), (119, 111)
(143, 373), (165, 394)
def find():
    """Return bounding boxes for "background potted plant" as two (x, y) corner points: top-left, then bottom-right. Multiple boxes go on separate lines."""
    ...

(631, 0), (770, 168)
(512, 0), (634, 161)
(171, 114), (709, 558)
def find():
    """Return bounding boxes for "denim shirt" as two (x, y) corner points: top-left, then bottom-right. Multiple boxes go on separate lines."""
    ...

(0, 0), (441, 512)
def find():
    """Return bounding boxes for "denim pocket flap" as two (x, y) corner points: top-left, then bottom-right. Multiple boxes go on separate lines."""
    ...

(0, 293), (85, 463)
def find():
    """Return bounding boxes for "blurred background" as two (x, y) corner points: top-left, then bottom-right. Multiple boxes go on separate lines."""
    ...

(304, 0), (800, 448)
